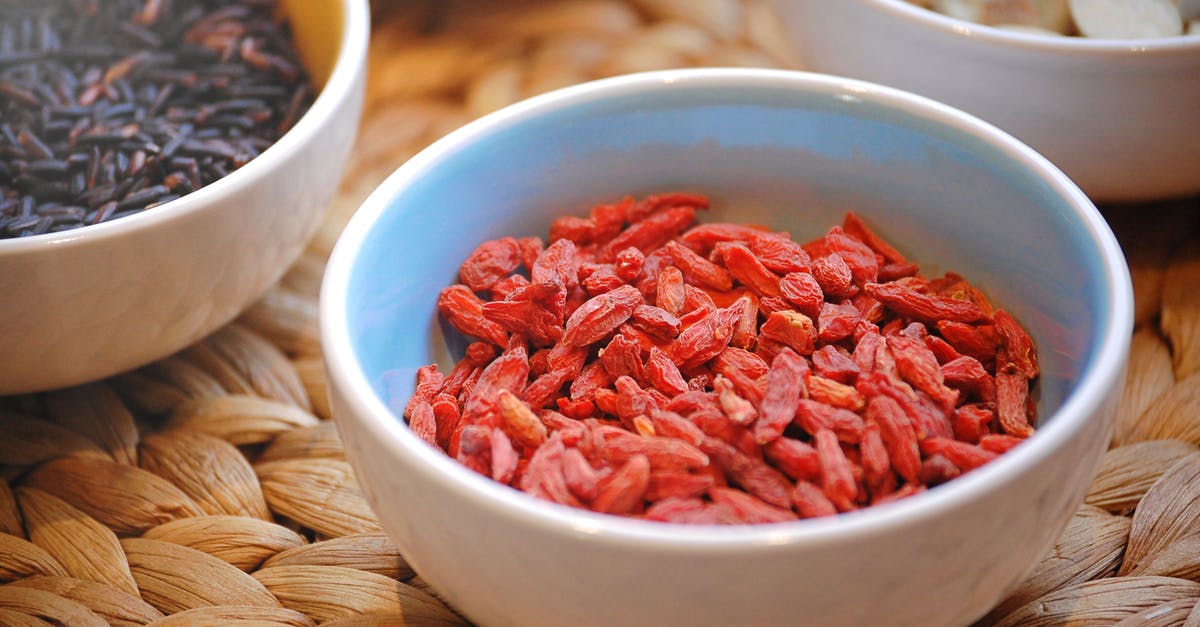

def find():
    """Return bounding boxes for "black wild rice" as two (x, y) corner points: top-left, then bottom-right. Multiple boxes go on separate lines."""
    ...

(0, 0), (314, 239)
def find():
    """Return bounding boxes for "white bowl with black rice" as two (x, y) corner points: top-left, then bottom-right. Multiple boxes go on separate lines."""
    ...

(0, 0), (368, 393)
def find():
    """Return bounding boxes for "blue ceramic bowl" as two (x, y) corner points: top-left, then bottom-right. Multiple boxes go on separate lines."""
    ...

(322, 68), (1132, 627)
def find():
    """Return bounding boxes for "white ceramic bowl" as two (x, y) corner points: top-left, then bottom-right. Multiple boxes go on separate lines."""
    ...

(0, 0), (368, 395)
(322, 68), (1133, 627)
(770, 0), (1200, 202)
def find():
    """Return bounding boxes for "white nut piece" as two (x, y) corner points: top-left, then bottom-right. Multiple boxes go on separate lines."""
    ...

(1175, 0), (1200, 21)
(932, 0), (986, 23)
(993, 22), (1069, 34)
(1030, 0), (1074, 33)
(1069, 0), (1184, 38)
(980, 0), (1040, 27)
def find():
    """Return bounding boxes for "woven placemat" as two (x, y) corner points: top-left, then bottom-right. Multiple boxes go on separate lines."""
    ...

(2, 2), (1198, 624)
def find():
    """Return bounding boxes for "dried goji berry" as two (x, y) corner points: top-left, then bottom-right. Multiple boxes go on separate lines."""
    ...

(888, 335), (959, 411)
(763, 437), (821, 482)
(664, 389), (721, 417)
(520, 436), (582, 506)
(644, 496), (733, 524)
(979, 433), (1025, 454)
(747, 232), (811, 275)
(815, 429), (857, 512)
(759, 309), (817, 356)
(648, 408), (706, 447)
(460, 236), (521, 292)
(463, 347), (530, 420)
(824, 226), (880, 285)
(489, 273), (531, 301)
(431, 393), (461, 449)
(646, 470), (715, 501)
(569, 361), (612, 401)
(842, 212), (907, 263)
(952, 404), (994, 444)
(482, 298), (563, 347)
(930, 273), (995, 318)
(613, 375), (659, 425)
(919, 437), (998, 472)
(709, 486), (797, 523)
(644, 346), (689, 397)
(754, 347), (807, 444)
(523, 369), (570, 410)
(601, 429), (709, 472)
(730, 293), (759, 350)
(581, 263), (626, 295)
(408, 400), (437, 446)
(538, 410), (587, 445)
(665, 240), (733, 291)
(865, 394), (921, 484)
(864, 281), (990, 325)
(795, 399), (865, 444)
(936, 320), (998, 367)
(497, 389), (549, 449)
(599, 333), (644, 381)
(679, 222), (766, 256)
(812, 253), (857, 299)
(671, 300), (745, 369)
(995, 368), (1034, 438)
(941, 355), (996, 403)
(994, 309), (1039, 379)
(924, 334), (962, 364)
(818, 301), (861, 343)
(403, 364), (444, 418)
(779, 271), (823, 320)
(517, 236), (544, 273)
(555, 396), (595, 420)
(919, 453), (961, 486)
(655, 266), (686, 318)
(491, 428), (519, 484)
(860, 423), (896, 499)
(614, 246), (646, 282)
(532, 238), (579, 290)
(712, 346), (770, 381)
(561, 284), (643, 347)
(716, 241), (784, 299)
(682, 284), (717, 316)
(455, 424), (493, 476)
(630, 304), (682, 340)
(599, 205), (695, 261)
(700, 437), (793, 509)
(858, 370), (954, 440)
(792, 480), (838, 518)
(562, 446), (603, 502)
(590, 196), (633, 245)
(549, 214), (595, 246)
(438, 285), (510, 347)
(629, 192), (710, 223)
(715, 375), (758, 426)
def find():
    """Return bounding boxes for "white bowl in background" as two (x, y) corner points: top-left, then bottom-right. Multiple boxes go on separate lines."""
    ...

(770, 0), (1200, 202)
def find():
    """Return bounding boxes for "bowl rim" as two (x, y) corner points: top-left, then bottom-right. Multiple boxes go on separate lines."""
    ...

(863, 0), (1200, 53)
(321, 67), (1134, 550)
(0, 0), (370, 252)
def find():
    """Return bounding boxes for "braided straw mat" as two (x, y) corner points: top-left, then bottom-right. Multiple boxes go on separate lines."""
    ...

(2, 1), (1198, 625)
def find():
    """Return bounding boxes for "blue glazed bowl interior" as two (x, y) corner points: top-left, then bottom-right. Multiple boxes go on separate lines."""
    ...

(342, 72), (1115, 432)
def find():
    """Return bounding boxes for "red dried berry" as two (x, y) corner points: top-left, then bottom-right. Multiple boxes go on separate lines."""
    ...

(460, 236), (521, 292)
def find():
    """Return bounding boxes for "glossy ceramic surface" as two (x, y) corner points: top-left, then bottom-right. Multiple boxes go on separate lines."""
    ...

(322, 69), (1133, 627)
(770, 0), (1200, 202)
(0, 0), (369, 394)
